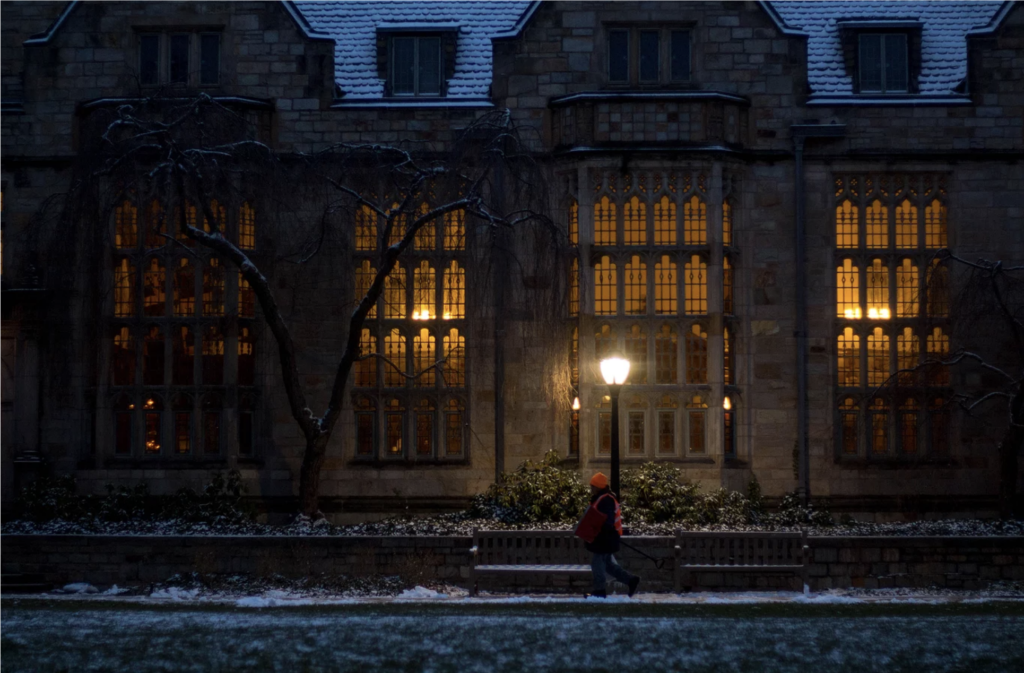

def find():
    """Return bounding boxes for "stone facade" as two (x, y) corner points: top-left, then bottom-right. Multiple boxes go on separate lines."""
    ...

(2, 1), (1022, 518)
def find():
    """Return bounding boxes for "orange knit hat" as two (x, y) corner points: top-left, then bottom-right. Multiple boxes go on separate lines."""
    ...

(590, 472), (609, 489)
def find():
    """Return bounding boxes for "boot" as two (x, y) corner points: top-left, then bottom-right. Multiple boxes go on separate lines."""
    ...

(628, 576), (640, 598)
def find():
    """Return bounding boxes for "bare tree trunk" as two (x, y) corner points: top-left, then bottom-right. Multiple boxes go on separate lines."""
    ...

(999, 385), (1024, 519)
(299, 435), (331, 516)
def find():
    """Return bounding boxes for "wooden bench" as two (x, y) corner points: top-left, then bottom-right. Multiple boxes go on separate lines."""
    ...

(469, 530), (591, 595)
(674, 531), (809, 592)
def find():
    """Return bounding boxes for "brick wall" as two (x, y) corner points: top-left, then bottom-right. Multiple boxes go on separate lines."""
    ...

(3, 534), (1021, 593)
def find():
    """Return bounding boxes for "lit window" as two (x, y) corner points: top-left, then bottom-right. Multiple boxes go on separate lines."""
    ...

(416, 399), (435, 456)
(445, 399), (465, 456)
(112, 327), (135, 386)
(724, 326), (733, 385)
(203, 200), (226, 234)
(143, 326), (164, 386)
(239, 272), (255, 318)
(865, 199), (888, 249)
(202, 325), (224, 385)
(723, 256), (733, 315)
(628, 407), (646, 457)
(654, 255), (677, 315)
(173, 326), (194, 385)
(355, 204), (376, 251)
(442, 261), (464, 320)
(384, 266), (407, 319)
(202, 258), (225, 316)
(657, 396), (677, 454)
(145, 200), (165, 248)
(595, 324), (615, 362)
(866, 259), (890, 320)
(143, 258), (166, 317)
(683, 195), (706, 245)
(686, 395), (707, 454)
(625, 324), (647, 384)
(869, 398), (889, 454)
(654, 195), (676, 245)
(899, 398), (919, 454)
(926, 327), (949, 386)
(356, 260), (378, 319)
(926, 260), (949, 317)
(925, 199), (947, 248)
(624, 196), (646, 245)
(570, 326), (579, 389)
(867, 327), (890, 386)
(859, 33), (908, 93)
(895, 259), (919, 318)
(655, 324), (677, 384)
(444, 209), (465, 250)
(724, 397), (735, 457)
(595, 196), (616, 245)
(115, 200), (138, 248)
(385, 398), (405, 455)
(391, 36), (441, 96)
(597, 398), (612, 455)
(239, 202), (256, 250)
(839, 397), (858, 454)
(143, 396), (162, 454)
(238, 327), (255, 386)
(568, 200), (579, 247)
(722, 200), (732, 247)
(412, 261), (436, 320)
(414, 204), (435, 250)
(895, 199), (917, 248)
(173, 258), (195, 317)
(836, 199), (859, 248)
(384, 329), (407, 387)
(683, 254), (707, 315)
(624, 255), (647, 315)
(174, 394), (192, 455)
(838, 327), (860, 387)
(685, 324), (707, 384)
(355, 328), (377, 387)
(837, 259), (861, 319)
(568, 257), (580, 317)
(594, 256), (618, 316)
(413, 328), (436, 387)
(355, 397), (377, 456)
(114, 259), (135, 317)
(442, 328), (465, 387)
(897, 327), (919, 385)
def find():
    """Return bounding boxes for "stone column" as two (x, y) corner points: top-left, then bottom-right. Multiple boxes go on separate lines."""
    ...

(577, 162), (594, 460)
(707, 162), (725, 473)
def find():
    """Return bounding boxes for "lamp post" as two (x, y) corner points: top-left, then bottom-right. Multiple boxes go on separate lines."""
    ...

(599, 354), (630, 498)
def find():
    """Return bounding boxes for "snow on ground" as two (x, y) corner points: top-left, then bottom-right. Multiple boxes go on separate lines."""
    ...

(3, 598), (1023, 672)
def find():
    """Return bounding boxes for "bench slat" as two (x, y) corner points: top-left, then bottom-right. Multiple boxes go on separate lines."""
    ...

(476, 564), (591, 573)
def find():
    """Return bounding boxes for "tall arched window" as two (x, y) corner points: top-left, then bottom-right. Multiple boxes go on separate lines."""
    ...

(594, 256), (618, 316)
(384, 329), (407, 386)
(238, 327), (256, 386)
(594, 196), (616, 245)
(239, 272), (255, 318)
(173, 394), (192, 454)
(414, 202), (435, 250)
(926, 327), (950, 385)
(897, 327), (919, 384)
(112, 327), (135, 386)
(865, 199), (888, 249)
(203, 200), (227, 234)
(412, 260), (436, 320)
(143, 396), (163, 454)
(570, 326), (579, 390)
(895, 199), (918, 249)
(172, 326), (194, 385)
(202, 258), (225, 317)
(926, 260), (949, 317)
(723, 255), (733, 315)
(655, 324), (677, 384)
(624, 196), (646, 245)
(143, 326), (164, 386)
(839, 397), (858, 454)
(654, 195), (676, 245)
(899, 398), (919, 454)
(202, 325), (224, 385)
(443, 328), (465, 387)
(239, 202), (256, 250)
(384, 266), (407, 319)
(143, 258), (166, 317)
(683, 254), (707, 315)
(685, 323), (708, 384)
(356, 260), (377, 319)
(627, 395), (646, 455)
(202, 393), (222, 455)
(114, 259), (135, 317)
(444, 398), (465, 456)
(866, 259), (890, 320)
(113, 394), (133, 455)
(683, 195), (706, 245)
(595, 324), (615, 361)
(722, 199), (732, 247)
(625, 324), (647, 384)
(624, 255), (647, 315)
(686, 394), (708, 454)
(355, 397), (377, 456)
(837, 327), (860, 387)
(654, 255), (677, 315)
(837, 259), (861, 319)
(724, 327), (733, 385)
(895, 259), (919, 317)
(145, 200), (165, 248)
(385, 397), (405, 455)
(413, 328), (436, 387)
(444, 208), (466, 250)
(355, 204), (376, 251)
(115, 200), (138, 248)
(867, 327), (890, 386)
(173, 258), (195, 317)
(416, 398), (436, 456)
(443, 260), (465, 320)
(568, 200), (579, 247)
(836, 199), (859, 248)
(869, 398), (889, 454)
(925, 199), (947, 248)
(657, 395), (678, 455)
(568, 257), (580, 317)
(355, 328), (377, 387)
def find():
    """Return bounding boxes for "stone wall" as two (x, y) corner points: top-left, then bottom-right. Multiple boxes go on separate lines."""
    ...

(3, 534), (1022, 593)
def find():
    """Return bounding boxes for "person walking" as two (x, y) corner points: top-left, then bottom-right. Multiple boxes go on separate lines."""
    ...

(575, 472), (640, 598)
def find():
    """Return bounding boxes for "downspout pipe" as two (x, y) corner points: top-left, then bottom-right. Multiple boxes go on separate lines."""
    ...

(791, 123), (846, 506)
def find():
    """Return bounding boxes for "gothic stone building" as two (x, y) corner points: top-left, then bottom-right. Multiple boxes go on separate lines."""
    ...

(2, 1), (1022, 520)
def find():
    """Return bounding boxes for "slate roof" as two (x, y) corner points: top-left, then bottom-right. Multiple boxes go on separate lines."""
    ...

(294, 1), (534, 102)
(770, 1), (1007, 98)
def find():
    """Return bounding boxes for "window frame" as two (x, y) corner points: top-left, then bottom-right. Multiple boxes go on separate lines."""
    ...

(858, 32), (909, 94)
(389, 35), (443, 97)
(606, 25), (694, 86)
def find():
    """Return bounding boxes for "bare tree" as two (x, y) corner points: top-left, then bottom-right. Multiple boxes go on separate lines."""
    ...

(55, 95), (561, 516)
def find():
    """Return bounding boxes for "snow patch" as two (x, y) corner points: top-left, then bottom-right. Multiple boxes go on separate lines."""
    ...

(397, 586), (448, 600)
(60, 583), (98, 594)
(149, 587), (200, 601)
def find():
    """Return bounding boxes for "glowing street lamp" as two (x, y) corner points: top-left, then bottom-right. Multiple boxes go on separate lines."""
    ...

(600, 354), (630, 497)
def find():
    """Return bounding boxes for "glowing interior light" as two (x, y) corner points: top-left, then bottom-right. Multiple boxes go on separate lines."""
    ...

(600, 355), (631, 385)
(879, 308), (891, 319)
(443, 312), (452, 320)
(867, 308), (879, 319)
(844, 308), (862, 319)
(572, 397), (581, 411)
(723, 396), (732, 411)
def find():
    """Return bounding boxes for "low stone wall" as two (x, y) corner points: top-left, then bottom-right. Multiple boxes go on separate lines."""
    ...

(2, 535), (1022, 593)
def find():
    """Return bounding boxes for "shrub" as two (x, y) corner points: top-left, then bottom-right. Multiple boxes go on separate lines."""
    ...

(97, 482), (154, 522)
(161, 471), (256, 524)
(620, 463), (699, 523)
(471, 451), (588, 524)
(16, 475), (86, 522)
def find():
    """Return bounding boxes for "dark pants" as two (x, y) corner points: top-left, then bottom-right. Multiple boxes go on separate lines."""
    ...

(591, 553), (633, 593)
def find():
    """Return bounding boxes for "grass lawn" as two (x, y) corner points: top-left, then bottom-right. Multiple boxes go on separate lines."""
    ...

(3, 599), (1023, 672)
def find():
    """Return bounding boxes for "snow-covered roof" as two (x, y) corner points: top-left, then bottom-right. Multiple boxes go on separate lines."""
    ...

(770, 1), (1009, 98)
(294, 1), (535, 103)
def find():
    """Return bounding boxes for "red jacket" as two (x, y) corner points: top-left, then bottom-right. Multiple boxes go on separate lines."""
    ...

(579, 489), (622, 554)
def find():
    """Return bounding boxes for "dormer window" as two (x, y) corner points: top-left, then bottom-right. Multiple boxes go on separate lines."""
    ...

(138, 31), (221, 87)
(607, 27), (691, 86)
(391, 36), (442, 96)
(859, 33), (908, 93)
